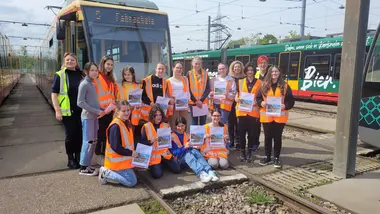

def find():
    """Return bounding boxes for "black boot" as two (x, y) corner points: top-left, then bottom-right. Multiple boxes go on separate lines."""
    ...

(239, 149), (246, 162)
(74, 152), (81, 169)
(67, 154), (77, 169)
(246, 149), (253, 163)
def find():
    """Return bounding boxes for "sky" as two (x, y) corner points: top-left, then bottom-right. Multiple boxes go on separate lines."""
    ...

(1, 0), (380, 54)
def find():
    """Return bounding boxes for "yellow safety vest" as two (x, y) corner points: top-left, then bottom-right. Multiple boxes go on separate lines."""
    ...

(56, 69), (71, 116)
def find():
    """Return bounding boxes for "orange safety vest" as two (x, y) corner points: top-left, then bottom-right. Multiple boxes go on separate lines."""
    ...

(167, 76), (189, 112)
(200, 123), (228, 159)
(142, 122), (173, 166)
(140, 75), (173, 120)
(116, 82), (142, 126)
(188, 69), (208, 105)
(260, 84), (289, 123)
(171, 132), (190, 149)
(104, 118), (134, 171)
(236, 78), (261, 118)
(94, 74), (115, 109)
(210, 78), (234, 111)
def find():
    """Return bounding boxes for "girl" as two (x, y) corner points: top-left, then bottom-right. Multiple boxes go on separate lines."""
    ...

(170, 116), (218, 183)
(228, 60), (245, 150)
(255, 55), (269, 81)
(141, 63), (174, 121)
(98, 100), (138, 187)
(235, 63), (261, 163)
(51, 52), (83, 169)
(141, 105), (180, 178)
(115, 66), (141, 126)
(77, 62), (105, 175)
(256, 65), (295, 169)
(201, 109), (229, 170)
(94, 56), (116, 157)
(187, 57), (210, 125)
(167, 61), (190, 130)
(209, 63), (236, 124)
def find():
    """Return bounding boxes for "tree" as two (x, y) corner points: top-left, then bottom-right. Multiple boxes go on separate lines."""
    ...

(280, 30), (312, 42)
(227, 33), (263, 48)
(257, 34), (278, 45)
(227, 38), (246, 48)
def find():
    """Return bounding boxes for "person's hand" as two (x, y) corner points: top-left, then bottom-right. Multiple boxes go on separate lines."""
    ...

(196, 100), (203, 108)
(261, 101), (267, 108)
(150, 102), (154, 107)
(223, 134), (229, 141)
(281, 104), (285, 110)
(185, 142), (191, 149)
(204, 134), (210, 139)
(98, 111), (106, 118)
(209, 92), (214, 97)
(151, 137), (158, 143)
(55, 111), (62, 121)
(132, 151), (138, 158)
(235, 97), (240, 103)
(169, 98), (175, 105)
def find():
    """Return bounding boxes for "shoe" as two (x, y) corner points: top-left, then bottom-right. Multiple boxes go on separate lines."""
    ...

(259, 157), (272, 166)
(246, 149), (253, 163)
(208, 170), (219, 182)
(239, 149), (246, 162)
(274, 158), (282, 169)
(199, 171), (212, 183)
(252, 144), (260, 152)
(67, 154), (78, 169)
(98, 166), (108, 185)
(79, 166), (98, 176)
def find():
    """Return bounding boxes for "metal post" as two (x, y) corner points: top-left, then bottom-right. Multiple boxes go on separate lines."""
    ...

(207, 16), (211, 50)
(300, 0), (306, 40)
(333, 0), (370, 178)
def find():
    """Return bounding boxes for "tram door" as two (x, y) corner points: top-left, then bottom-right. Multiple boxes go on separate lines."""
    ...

(279, 51), (301, 94)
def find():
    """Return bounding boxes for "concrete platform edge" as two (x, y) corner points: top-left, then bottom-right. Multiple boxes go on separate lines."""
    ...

(286, 122), (335, 134)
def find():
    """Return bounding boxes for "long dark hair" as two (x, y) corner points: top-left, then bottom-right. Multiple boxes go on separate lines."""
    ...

(148, 104), (166, 123)
(261, 65), (286, 96)
(99, 55), (115, 83)
(175, 116), (187, 131)
(121, 66), (137, 84)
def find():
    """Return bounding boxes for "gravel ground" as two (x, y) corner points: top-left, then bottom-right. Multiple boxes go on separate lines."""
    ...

(282, 126), (321, 139)
(296, 192), (352, 214)
(292, 108), (336, 119)
(168, 182), (295, 214)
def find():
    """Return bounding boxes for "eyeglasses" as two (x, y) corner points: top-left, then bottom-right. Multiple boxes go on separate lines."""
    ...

(212, 114), (221, 117)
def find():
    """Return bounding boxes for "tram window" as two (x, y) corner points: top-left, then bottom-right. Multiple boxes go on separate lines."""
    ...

(242, 56), (250, 65)
(333, 54), (341, 80)
(227, 56), (234, 66)
(304, 55), (331, 79)
(203, 58), (219, 76)
(366, 53), (380, 82)
(268, 57), (276, 67)
(289, 52), (300, 80)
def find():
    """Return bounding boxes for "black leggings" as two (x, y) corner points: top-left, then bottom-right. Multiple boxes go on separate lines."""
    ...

(228, 106), (239, 144)
(262, 121), (285, 159)
(62, 111), (82, 154)
(95, 113), (113, 155)
(238, 116), (260, 150)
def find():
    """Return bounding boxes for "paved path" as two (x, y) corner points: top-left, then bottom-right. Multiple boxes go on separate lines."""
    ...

(288, 111), (336, 133)
(295, 101), (337, 113)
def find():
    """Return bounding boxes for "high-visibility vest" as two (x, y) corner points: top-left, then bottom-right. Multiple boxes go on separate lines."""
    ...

(105, 118), (134, 171)
(236, 78), (261, 118)
(141, 75), (173, 120)
(200, 123), (228, 159)
(56, 69), (71, 116)
(142, 122), (173, 166)
(94, 74), (115, 109)
(171, 132), (190, 149)
(260, 84), (289, 123)
(188, 69), (208, 105)
(210, 78), (234, 111)
(167, 76), (189, 112)
(116, 82), (141, 126)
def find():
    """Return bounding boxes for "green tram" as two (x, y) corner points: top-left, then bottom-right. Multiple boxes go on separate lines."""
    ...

(173, 33), (378, 103)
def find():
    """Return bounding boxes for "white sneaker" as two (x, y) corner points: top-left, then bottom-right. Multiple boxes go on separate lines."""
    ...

(98, 167), (108, 185)
(208, 170), (219, 182)
(199, 171), (212, 183)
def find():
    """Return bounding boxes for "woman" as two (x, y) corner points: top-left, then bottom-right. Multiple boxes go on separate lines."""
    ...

(256, 65), (295, 169)
(141, 63), (173, 121)
(235, 63), (261, 163)
(170, 116), (219, 183)
(228, 60), (245, 150)
(98, 100), (138, 187)
(51, 52), (83, 169)
(141, 105), (180, 178)
(167, 61), (190, 129)
(209, 63), (236, 124)
(115, 66), (141, 126)
(77, 62), (105, 175)
(201, 109), (229, 170)
(255, 55), (269, 81)
(94, 56), (116, 157)
(187, 57), (210, 125)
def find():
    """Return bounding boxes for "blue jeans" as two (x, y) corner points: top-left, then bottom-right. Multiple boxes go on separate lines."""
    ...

(213, 104), (230, 124)
(190, 105), (207, 125)
(80, 119), (98, 166)
(181, 149), (212, 176)
(104, 168), (137, 187)
(150, 157), (181, 179)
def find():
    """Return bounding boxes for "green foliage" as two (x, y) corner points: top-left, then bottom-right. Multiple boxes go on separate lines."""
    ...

(139, 199), (168, 214)
(257, 34), (278, 45)
(247, 189), (276, 205)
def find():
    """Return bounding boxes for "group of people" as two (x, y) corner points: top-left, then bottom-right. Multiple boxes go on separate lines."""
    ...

(51, 52), (294, 187)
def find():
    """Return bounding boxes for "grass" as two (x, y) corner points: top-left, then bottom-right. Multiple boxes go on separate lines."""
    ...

(247, 189), (276, 205)
(138, 199), (168, 214)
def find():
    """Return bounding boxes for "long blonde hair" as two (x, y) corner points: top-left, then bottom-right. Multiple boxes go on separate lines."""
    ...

(99, 55), (115, 83)
(228, 60), (245, 78)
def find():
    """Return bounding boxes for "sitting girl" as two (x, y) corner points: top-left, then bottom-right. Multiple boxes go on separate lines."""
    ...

(170, 117), (219, 182)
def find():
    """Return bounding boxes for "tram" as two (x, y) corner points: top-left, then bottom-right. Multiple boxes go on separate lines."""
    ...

(0, 33), (21, 105)
(173, 33), (377, 103)
(35, 0), (172, 104)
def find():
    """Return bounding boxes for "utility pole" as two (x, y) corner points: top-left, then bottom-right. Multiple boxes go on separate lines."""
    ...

(300, 0), (306, 40)
(333, 0), (370, 178)
(207, 16), (211, 50)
